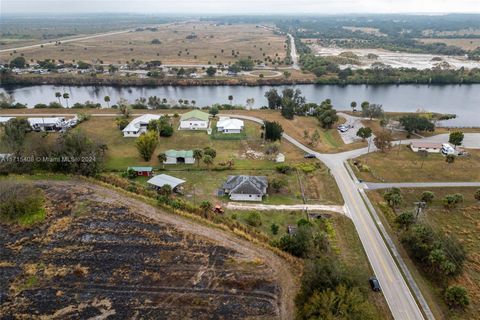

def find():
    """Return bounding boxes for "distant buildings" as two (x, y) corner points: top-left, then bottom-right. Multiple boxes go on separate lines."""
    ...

(222, 175), (268, 202)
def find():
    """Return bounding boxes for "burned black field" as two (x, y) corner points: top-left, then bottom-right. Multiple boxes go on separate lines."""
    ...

(0, 182), (282, 319)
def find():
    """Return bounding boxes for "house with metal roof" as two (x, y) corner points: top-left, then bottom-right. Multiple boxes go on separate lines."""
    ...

(123, 114), (162, 137)
(179, 110), (210, 130)
(216, 116), (244, 134)
(147, 174), (186, 191)
(164, 149), (195, 164)
(222, 175), (268, 202)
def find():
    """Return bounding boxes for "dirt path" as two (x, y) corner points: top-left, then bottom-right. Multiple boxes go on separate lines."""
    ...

(227, 202), (346, 214)
(50, 180), (299, 319)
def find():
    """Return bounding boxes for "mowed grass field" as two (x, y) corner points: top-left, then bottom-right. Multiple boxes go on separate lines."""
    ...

(16, 115), (341, 205)
(419, 38), (480, 51)
(368, 187), (480, 319)
(353, 145), (480, 182)
(0, 22), (287, 65)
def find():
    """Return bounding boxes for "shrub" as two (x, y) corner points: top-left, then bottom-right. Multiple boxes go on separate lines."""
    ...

(474, 189), (480, 201)
(443, 193), (464, 209)
(421, 191), (435, 204)
(445, 286), (469, 310)
(270, 223), (279, 235)
(116, 118), (130, 130)
(245, 211), (262, 227)
(395, 211), (415, 230)
(276, 164), (293, 174)
(0, 182), (45, 226)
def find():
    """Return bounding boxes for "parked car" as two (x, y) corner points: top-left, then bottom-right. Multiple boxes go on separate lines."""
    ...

(369, 276), (381, 292)
(338, 125), (349, 133)
(304, 153), (316, 159)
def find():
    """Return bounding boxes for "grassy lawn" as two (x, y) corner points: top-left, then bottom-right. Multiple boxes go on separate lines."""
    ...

(72, 116), (306, 170)
(224, 209), (392, 319)
(129, 164), (343, 206)
(222, 109), (367, 153)
(352, 145), (480, 182)
(367, 187), (480, 320)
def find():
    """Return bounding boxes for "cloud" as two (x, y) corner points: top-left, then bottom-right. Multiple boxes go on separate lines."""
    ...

(2, 0), (479, 14)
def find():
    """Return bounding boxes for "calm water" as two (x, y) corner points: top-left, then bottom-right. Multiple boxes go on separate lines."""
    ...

(1, 84), (479, 127)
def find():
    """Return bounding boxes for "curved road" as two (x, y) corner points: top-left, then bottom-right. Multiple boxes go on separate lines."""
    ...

(9, 111), (478, 319)
(227, 114), (428, 320)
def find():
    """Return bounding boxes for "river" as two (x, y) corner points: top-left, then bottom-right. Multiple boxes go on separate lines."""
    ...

(1, 84), (479, 127)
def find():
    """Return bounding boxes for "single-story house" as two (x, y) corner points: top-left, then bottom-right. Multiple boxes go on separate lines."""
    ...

(164, 150), (195, 164)
(0, 116), (14, 124)
(216, 116), (244, 134)
(409, 142), (443, 153)
(123, 114), (162, 137)
(222, 175), (268, 202)
(147, 174), (186, 191)
(28, 117), (66, 132)
(179, 110), (209, 130)
(127, 166), (153, 177)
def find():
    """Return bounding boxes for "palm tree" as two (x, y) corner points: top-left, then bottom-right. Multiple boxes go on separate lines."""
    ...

(157, 153), (167, 168)
(193, 149), (203, 167)
(203, 154), (213, 170)
(228, 95), (233, 105)
(191, 100), (196, 107)
(63, 93), (70, 108)
(351, 101), (357, 112)
(55, 92), (62, 104)
(104, 96), (111, 108)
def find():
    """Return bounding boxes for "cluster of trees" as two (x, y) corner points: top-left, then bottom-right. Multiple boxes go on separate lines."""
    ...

(399, 115), (435, 137)
(274, 218), (376, 319)
(0, 129), (106, 176)
(264, 88), (306, 118)
(361, 102), (384, 120)
(148, 115), (174, 137)
(385, 188), (470, 310)
(314, 99), (338, 128)
(298, 53), (480, 84)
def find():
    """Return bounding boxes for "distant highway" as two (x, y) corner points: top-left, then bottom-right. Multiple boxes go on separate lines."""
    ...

(287, 34), (300, 70)
(0, 29), (134, 54)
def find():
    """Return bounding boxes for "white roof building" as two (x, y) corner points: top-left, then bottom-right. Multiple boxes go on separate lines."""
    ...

(28, 117), (66, 132)
(123, 114), (162, 137)
(216, 117), (244, 134)
(0, 117), (14, 124)
(147, 174), (186, 190)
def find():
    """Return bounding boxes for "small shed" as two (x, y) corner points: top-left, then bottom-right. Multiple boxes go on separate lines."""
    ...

(128, 166), (153, 177)
(147, 174), (186, 191)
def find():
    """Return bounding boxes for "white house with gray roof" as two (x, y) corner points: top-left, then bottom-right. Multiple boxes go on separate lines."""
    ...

(123, 114), (161, 137)
(222, 175), (268, 202)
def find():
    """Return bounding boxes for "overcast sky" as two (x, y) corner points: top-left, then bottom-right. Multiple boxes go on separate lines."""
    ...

(2, 0), (480, 14)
